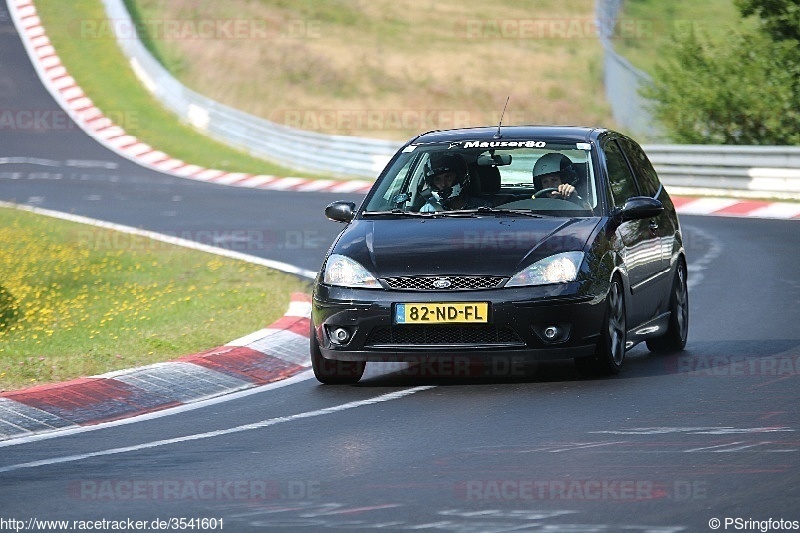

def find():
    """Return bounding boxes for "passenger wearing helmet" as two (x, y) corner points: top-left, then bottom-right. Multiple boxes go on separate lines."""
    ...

(532, 153), (586, 206)
(420, 153), (491, 212)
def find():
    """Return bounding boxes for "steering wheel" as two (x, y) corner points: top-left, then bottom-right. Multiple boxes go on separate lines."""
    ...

(533, 187), (559, 198)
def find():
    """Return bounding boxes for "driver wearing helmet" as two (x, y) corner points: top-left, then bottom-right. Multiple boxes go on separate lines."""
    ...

(420, 153), (491, 212)
(532, 153), (587, 206)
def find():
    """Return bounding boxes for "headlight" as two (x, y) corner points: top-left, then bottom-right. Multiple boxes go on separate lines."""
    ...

(323, 254), (381, 288)
(506, 251), (584, 287)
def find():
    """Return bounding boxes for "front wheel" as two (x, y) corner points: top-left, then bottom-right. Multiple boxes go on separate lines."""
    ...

(646, 259), (689, 353)
(576, 277), (627, 376)
(310, 323), (365, 384)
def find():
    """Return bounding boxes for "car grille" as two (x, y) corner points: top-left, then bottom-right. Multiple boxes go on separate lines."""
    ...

(365, 325), (524, 346)
(381, 276), (505, 291)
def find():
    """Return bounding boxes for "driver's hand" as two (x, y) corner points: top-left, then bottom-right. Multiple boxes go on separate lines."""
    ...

(551, 184), (576, 198)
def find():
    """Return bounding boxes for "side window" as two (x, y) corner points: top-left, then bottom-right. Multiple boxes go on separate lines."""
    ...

(619, 137), (661, 197)
(603, 140), (638, 207)
(365, 153), (415, 211)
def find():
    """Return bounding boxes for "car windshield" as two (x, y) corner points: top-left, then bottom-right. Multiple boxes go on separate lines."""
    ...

(363, 141), (598, 217)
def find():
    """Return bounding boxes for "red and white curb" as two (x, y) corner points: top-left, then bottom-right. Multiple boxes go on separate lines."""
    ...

(671, 196), (800, 219)
(8, 0), (374, 196)
(0, 294), (311, 441)
(9, 0), (800, 219)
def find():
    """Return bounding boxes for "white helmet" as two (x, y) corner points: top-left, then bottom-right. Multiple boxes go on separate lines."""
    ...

(532, 153), (575, 189)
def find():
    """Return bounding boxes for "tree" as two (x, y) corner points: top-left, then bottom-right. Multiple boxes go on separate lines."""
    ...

(735, 0), (800, 41)
(641, 1), (800, 145)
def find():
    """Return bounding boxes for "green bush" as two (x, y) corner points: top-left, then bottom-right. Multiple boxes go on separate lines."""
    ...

(642, 1), (800, 145)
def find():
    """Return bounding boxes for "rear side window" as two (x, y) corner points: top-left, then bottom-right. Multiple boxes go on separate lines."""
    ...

(603, 140), (638, 208)
(618, 137), (661, 198)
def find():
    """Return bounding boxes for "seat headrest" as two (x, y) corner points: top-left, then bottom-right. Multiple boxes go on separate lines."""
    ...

(474, 165), (501, 194)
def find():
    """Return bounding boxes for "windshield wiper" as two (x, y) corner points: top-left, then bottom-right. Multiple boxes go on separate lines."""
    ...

(362, 208), (550, 218)
(362, 209), (434, 217)
(438, 210), (479, 218)
(472, 207), (547, 218)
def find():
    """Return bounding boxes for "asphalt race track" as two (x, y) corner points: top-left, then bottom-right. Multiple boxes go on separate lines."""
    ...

(2, 2), (799, 531)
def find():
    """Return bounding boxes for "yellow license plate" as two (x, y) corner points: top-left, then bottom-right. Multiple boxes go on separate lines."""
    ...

(394, 302), (489, 324)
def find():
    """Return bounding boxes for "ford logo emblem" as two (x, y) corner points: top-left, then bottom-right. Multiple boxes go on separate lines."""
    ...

(432, 277), (452, 289)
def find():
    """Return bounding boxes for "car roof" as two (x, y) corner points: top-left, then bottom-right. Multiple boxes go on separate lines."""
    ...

(410, 125), (610, 145)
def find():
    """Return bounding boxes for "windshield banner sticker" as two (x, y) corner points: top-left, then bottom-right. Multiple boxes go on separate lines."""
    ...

(462, 140), (547, 149)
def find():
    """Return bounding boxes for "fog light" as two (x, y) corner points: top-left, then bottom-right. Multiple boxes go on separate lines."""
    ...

(544, 326), (560, 340)
(331, 327), (351, 344)
(533, 323), (571, 344)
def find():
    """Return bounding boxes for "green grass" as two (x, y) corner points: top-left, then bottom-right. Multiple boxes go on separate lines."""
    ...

(615, 0), (749, 75)
(34, 0), (324, 178)
(0, 207), (310, 391)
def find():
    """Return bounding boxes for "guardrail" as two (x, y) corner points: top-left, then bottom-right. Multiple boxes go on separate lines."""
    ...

(102, 0), (399, 178)
(645, 145), (800, 199)
(101, 0), (800, 199)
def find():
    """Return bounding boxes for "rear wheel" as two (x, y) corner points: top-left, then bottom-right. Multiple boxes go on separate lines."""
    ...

(310, 323), (365, 384)
(576, 277), (627, 376)
(646, 259), (689, 353)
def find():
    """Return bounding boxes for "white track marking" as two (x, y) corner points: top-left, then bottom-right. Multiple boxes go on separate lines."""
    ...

(590, 427), (794, 435)
(0, 386), (435, 472)
(544, 441), (627, 453)
(684, 441), (772, 453)
(684, 225), (722, 290)
(0, 201), (317, 279)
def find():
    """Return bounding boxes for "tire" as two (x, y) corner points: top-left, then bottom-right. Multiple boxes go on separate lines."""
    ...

(310, 322), (365, 385)
(576, 277), (627, 376)
(646, 259), (689, 353)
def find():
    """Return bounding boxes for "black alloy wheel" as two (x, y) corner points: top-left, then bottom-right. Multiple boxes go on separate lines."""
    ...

(576, 277), (627, 376)
(646, 259), (689, 353)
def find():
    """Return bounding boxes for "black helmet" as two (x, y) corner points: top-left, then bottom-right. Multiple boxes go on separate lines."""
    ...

(424, 153), (469, 206)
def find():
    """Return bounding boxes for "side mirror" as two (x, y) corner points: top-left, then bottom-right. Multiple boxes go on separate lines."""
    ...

(619, 197), (664, 221)
(325, 201), (356, 223)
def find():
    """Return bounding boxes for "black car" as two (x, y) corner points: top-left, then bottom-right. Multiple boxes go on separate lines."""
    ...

(311, 126), (688, 384)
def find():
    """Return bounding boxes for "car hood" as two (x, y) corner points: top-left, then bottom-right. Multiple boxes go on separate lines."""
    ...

(332, 216), (602, 277)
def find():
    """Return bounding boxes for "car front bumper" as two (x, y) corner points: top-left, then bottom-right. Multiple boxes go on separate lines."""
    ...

(312, 282), (607, 363)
